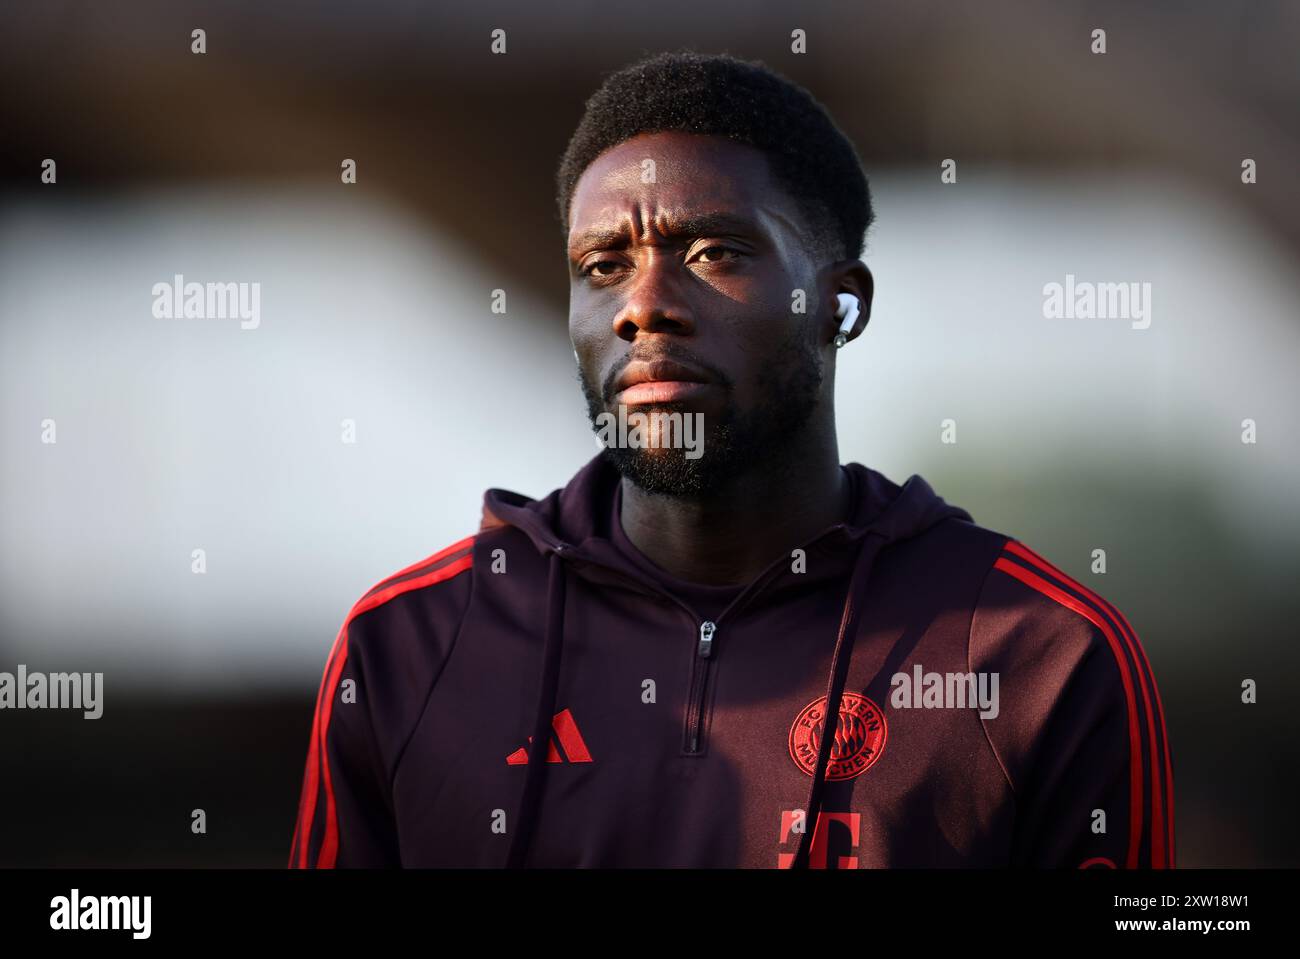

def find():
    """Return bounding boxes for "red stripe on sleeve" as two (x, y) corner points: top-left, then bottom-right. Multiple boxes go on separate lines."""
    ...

(993, 557), (1145, 868)
(291, 627), (346, 868)
(1004, 541), (1172, 868)
(291, 538), (476, 869)
(315, 630), (351, 868)
(314, 552), (474, 868)
(361, 535), (476, 601)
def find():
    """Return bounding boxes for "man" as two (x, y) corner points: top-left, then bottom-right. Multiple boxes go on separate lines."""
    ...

(290, 51), (1173, 869)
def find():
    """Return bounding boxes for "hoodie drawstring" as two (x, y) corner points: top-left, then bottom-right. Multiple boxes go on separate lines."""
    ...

(790, 530), (889, 869)
(506, 550), (569, 868)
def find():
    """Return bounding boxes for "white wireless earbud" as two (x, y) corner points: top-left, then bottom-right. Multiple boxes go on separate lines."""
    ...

(833, 293), (860, 349)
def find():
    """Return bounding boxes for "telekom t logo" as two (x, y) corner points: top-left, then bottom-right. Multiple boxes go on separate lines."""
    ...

(778, 810), (861, 868)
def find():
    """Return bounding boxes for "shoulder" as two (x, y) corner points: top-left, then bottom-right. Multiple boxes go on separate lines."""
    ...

(972, 538), (1164, 750)
(291, 534), (479, 869)
(888, 517), (1146, 677)
(969, 539), (1174, 868)
(972, 537), (1145, 673)
(343, 530), (480, 641)
(313, 533), (479, 764)
(325, 534), (479, 711)
(969, 537), (1164, 783)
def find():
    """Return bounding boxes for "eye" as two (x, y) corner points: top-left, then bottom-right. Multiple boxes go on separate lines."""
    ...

(580, 258), (625, 278)
(690, 244), (743, 264)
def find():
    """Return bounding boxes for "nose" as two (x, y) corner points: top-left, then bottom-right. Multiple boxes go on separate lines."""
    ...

(612, 250), (697, 342)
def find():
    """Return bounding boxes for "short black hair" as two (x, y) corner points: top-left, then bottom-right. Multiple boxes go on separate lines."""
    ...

(556, 50), (873, 265)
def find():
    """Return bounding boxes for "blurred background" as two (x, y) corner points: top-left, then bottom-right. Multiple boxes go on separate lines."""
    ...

(1, 0), (1297, 866)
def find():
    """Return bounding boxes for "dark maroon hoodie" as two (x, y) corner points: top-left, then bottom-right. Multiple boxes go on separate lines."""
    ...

(289, 453), (1173, 868)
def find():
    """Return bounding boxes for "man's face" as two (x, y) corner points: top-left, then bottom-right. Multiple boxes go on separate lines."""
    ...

(566, 131), (832, 497)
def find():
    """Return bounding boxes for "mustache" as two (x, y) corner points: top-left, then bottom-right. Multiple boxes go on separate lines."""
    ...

(600, 346), (732, 403)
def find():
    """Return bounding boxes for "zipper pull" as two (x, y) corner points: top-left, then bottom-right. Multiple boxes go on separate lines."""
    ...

(697, 620), (716, 658)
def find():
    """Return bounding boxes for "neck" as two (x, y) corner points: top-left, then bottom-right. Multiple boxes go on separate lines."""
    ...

(618, 429), (849, 586)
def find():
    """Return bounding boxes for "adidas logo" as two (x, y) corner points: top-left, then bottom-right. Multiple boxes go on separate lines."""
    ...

(505, 708), (593, 764)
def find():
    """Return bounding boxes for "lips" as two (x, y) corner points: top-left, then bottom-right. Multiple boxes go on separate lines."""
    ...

(612, 358), (716, 405)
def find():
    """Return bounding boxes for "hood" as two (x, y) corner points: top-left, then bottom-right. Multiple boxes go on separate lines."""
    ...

(481, 452), (969, 579)
(481, 452), (972, 868)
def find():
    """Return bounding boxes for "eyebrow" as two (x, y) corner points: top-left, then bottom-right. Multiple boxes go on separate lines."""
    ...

(568, 211), (760, 261)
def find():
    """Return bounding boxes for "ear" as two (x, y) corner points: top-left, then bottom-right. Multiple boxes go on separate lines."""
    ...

(828, 260), (874, 346)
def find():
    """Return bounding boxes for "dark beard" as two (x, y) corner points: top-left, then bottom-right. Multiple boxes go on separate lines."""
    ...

(578, 324), (825, 498)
